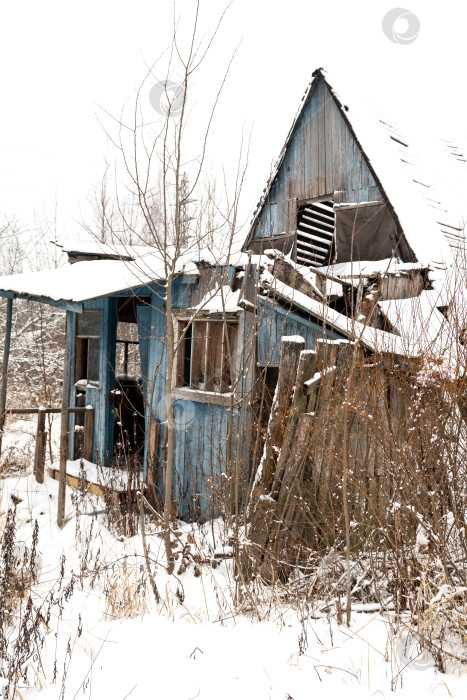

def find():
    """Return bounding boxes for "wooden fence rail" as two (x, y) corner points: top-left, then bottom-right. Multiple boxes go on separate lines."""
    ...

(3, 406), (94, 484)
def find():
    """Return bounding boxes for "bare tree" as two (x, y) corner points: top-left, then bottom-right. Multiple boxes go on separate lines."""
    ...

(98, 1), (246, 569)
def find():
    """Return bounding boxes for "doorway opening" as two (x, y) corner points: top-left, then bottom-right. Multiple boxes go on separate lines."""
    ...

(112, 297), (150, 464)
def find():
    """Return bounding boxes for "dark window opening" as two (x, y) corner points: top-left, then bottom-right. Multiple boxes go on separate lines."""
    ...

(116, 296), (151, 323)
(75, 310), (101, 385)
(179, 321), (192, 387)
(176, 319), (238, 392)
(74, 310), (101, 458)
(296, 200), (335, 267)
(115, 322), (141, 377)
(113, 309), (147, 463)
(112, 375), (145, 463)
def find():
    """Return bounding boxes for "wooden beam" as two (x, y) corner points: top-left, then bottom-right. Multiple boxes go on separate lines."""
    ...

(83, 407), (94, 462)
(33, 408), (47, 484)
(57, 310), (74, 527)
(6, 407), (91, 415)
(0, 291), (83, 314)
(147, 419), (160, 501)
(7, 407), (61, 415)
(0, 298), (13, 459)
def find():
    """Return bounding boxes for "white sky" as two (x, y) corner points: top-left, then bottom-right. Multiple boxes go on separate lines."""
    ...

(0, 0), (466, 243)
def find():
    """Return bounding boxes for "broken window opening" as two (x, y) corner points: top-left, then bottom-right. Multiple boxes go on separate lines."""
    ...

(74, 310), (101, 458)
(75, 310), (101, 386)
(176, 318), (238, 393)
(113, 318), (145, 464)
(115, 322), (141, 377)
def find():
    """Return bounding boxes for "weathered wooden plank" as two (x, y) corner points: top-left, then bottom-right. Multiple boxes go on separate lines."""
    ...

(361, 151), (369, 190)
(136, 303), (152, 385)
(310, 80), (319, 199)
(7, 407), (61, 415)
(191, 321), (207, 389)
(325, 86), (333, 195)
(172, 398), (187, 512)
(148, 418), (160, 457)
(0, 297), (13, 459)
(291, 112), (306, 201)
(304, 94), (312, 194)
(97, 297), (117, 462)
(368, 185), (382, 201)
(0, 292), (83, 314)
(259, 336), (305, 490)
(343, 122), (354, 197)
(145, 417), (160, 502)
(329, 96), (339, 192)
(272, 411), (316, 572)
(317, 78), (326, 196)
(206, 321), (223, 391)
(83, 407), (94, 462)
(58, 310), (74, 527)
(271, 349), (317, 493)
(34, 408), (46, 484)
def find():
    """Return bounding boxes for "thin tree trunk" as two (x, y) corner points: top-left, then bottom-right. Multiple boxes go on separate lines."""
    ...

(164, 272), (175, 573)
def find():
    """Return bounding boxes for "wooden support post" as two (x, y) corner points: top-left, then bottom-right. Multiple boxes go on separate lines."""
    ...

(123, 341), (129, 375)
(147, 419), (160, 501)
(33, 408), (47, 484)
(0, 297), (13, 460)
(260, 336), (305, 490)
(271, 349), (317, 493)
(148, 419), (159, 469)
(83, 407), (94, 462)
(57, 310), (74, 527)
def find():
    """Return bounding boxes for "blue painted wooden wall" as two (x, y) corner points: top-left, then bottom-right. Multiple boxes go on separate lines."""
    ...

(64, 266), (347, 521)
(256, 298), (345, 366)
(251, 75), (382, 240)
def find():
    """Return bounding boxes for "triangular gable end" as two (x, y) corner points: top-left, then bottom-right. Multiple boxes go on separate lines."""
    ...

(242, 70), (418, 265)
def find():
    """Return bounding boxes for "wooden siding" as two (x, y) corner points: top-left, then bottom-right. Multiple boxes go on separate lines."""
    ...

(251, 76), (382, 241)
(144, 279), (243, 520)
(256, 298), (345, 366)
(173, 400), (238, 519)
(61, 267), (347, 521)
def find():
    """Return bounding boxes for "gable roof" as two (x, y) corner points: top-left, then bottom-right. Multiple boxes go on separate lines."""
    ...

(244, 68), (467, 268)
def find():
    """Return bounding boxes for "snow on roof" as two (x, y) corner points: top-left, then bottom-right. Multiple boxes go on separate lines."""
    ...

(318, 258), (427, 280)
(60, 239), (158, 260)
(192, 286), (241, 313)
(61, 237), (250, 268)
(0, 255), (191, 304)
(326, 71), (466, 268)
(261, 272), (458, 360)
(0, 242), (251, 305)
(248, 68), (467, 269)
(378, 293), (448, 349)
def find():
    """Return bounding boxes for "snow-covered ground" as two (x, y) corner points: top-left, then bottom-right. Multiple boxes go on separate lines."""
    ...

(0, 464), (466, 698)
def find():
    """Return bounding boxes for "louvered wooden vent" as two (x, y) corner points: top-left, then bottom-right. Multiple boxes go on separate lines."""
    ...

(296, 200), (335, 266)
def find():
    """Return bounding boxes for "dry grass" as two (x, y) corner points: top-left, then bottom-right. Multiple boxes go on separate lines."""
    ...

(102, 564), (151, 620)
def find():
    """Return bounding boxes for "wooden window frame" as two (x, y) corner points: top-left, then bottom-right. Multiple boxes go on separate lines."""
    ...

(172, 312), (240, 405)
(75, 310), (101, 387)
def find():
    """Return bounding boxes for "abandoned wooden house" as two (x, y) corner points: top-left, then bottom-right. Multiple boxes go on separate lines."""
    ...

(0, 68), (465, 527)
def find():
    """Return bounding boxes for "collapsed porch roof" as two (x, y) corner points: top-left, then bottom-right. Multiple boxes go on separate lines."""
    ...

(261, 273), (456, 361)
